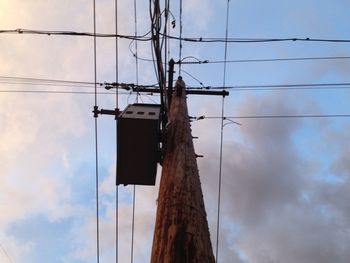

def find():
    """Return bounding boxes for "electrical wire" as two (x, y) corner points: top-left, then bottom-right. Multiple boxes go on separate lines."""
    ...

(3, 75), (350, 92)
(115, 0), (120, 262)
(131, 186), (136, 263)
(0, 28), (152, 41)
(209, 82), (350, 90)
(163, 0), (171, 111)
(181, 69), (205, 88)
(0, 75), (99, 85)
(160, 34), (350, 43)
(131, 0), (139, 262)
(133, 0), (140, 103)
(202, 114), (350, 119)
(216, 1), (230, 262)
(0, 243), (14, 263)
(92, 0), (100, 262)
(4, 28), (350, 44)
(0, 90), (130, 95)
(180, 55), (350, 64)
(95, 54), (350, 65)
(0, 81), (96, 89)
(179, 0), (183, 75)
(4, 81), (349, 94)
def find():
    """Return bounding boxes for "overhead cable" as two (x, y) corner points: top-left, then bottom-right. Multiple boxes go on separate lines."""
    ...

(216, 1), (230, 261)
(178, 55), (350, 64)
(115, 0), (119, 261)
(0, 90), (130, 95)
(92, 0), (101, 262)
(3, 29), (350, 44)
(0, 28), (152, 41)
(208, 82), (350, 90)
(202, 114), (350, 120)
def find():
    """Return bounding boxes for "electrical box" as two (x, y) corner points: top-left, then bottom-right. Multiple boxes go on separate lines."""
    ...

(117, 103), (161, 186)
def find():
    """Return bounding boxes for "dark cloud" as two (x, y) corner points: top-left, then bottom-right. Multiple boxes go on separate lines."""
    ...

(194, 94), (350, 262)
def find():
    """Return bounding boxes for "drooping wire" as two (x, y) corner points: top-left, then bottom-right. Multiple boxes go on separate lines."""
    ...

(115, 0), (119, 262)
(92, 0), (100, 262)
(179, 0), (183, 75)
(181, 69), (205, 88)
(216, 1), (230, 262)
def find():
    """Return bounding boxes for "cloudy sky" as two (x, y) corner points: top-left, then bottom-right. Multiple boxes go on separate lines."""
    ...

(1, 0), (350, 262)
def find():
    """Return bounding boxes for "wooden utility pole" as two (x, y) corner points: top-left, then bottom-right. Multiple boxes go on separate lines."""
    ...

(151, 86), (215, 263)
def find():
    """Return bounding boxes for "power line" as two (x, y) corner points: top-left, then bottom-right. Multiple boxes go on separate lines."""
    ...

(131, 186), (136, 263)
(115, 0), (120, 261)
(92, 0), (100, 262)
(4, 28), (350, 44)
(0, 75), (157, 90)
(131, 0), (138, 261)
(216, 1), (230, 261)
(119, 54), (350, 65)
(0, 81), (97, 89)
(0, 90), (130, 95)
(0, 75), (100, 86)
(133, 0), (140, 103)
(178, 55), (350, 64)
(161, 34), (350, 43)
(181, 69), (205, 87)
(202, 114), (350, 120)
(0, 29), (152, 41)
(201, 82), (350, 91)
(179, 0), (183, 75)
(4, 81), (350, 93)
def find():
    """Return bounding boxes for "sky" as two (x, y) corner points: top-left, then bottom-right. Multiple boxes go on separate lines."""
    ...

(1, 0), (350, 262)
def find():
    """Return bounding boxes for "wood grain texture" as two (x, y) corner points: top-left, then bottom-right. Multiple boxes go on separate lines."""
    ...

(151, 87), (215, 263)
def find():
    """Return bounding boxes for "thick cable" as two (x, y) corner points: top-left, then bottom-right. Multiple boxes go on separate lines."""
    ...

(4, 29), (350, 44)
(92, 0), (100, 262)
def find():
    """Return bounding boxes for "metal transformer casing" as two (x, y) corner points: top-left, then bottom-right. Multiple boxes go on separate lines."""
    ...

(117, 103), (161, 185)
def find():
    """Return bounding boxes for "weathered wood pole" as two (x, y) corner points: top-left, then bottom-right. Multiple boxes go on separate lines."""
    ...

(151, 86), (215, 263)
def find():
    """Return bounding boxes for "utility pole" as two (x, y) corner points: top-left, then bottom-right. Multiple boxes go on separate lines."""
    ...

(151, 85), (215, 263)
